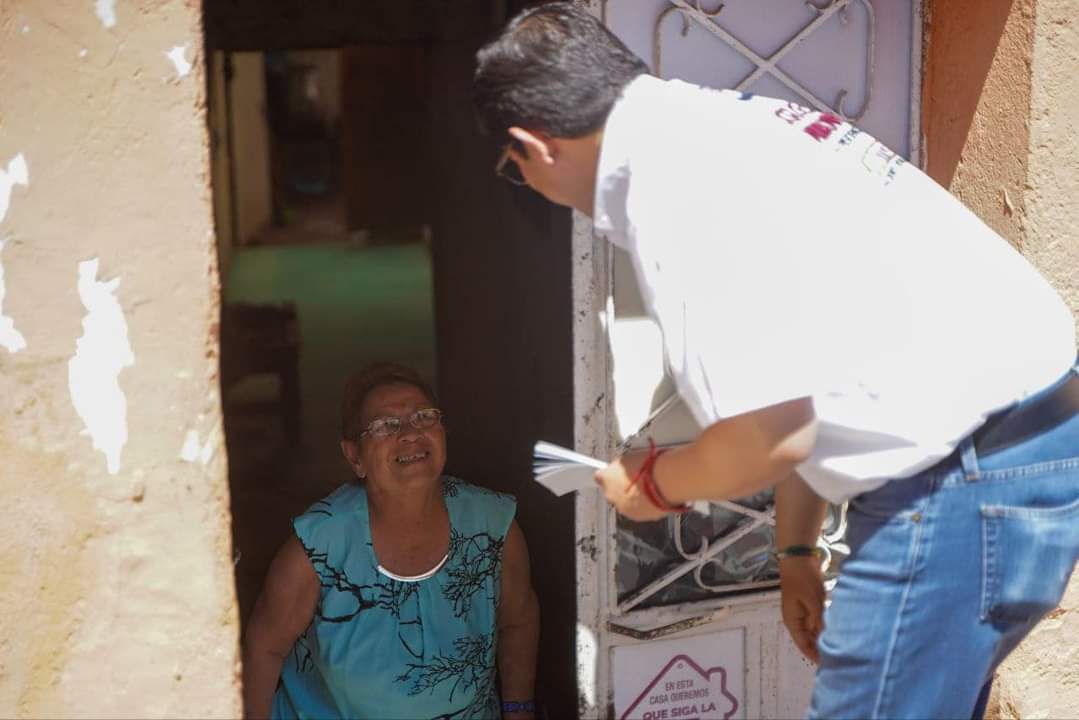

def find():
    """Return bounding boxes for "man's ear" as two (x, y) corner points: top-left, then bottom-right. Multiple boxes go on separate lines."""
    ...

(508, 127), (555, 164)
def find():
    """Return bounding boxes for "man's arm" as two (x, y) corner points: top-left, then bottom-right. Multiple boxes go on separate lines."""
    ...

(660, 396), (818, 503)
(596, 397), (818, 521)
(775, 472), (828, 663)
(243, 535), (320, 719)
(497, 520), (540, 719)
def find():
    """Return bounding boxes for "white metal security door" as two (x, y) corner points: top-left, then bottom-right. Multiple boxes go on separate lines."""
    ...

(571, 1), (922, 718)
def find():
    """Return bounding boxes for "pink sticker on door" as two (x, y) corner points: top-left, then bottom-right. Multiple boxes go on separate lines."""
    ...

(620, 654), (739, 720)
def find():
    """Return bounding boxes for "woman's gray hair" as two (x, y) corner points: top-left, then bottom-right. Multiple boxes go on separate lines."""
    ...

(340, 362), (438, 440)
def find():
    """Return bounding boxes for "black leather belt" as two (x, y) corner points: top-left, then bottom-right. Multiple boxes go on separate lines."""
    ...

(972, 369), (1079, 457)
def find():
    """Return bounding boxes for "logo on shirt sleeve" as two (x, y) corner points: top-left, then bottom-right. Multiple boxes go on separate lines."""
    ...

(861, 141), (907, 185)
(772, 99), (907, 184)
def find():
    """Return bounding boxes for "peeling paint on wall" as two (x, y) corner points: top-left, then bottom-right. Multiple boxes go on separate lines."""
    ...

(199, 434), (216, 465)
(0, 154), (28, 354)
(165, 44), (192, 78)
(179, 428), (215, 465)
(0, 239), (27, 353)
(1, 0), (243, 712)
(67, 259), (134, 475)
(95, 0), (116, 29)
(0, 153), (29, 224)
(180, 429), (201, 462)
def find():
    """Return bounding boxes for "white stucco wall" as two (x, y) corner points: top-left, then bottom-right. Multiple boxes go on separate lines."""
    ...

(994, 1), (1079, 714)
(0, 1), (241, 716)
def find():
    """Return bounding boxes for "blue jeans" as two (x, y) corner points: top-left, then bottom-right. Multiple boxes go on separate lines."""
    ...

(809, 365), (1079, 719)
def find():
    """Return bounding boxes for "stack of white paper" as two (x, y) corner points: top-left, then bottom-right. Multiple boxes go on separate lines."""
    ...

(532, 441), (607, 496)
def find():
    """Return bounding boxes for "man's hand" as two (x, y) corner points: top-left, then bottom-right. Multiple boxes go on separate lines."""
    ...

(595, 399), (817, 524)
(779, 557), (825, 664)
(594, 450), (670, 522)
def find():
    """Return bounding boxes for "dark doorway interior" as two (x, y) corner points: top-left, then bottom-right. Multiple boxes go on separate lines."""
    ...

(204, 2), (578, 716)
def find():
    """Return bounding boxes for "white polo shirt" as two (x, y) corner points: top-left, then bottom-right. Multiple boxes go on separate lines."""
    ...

(593, 75), (1076, 503)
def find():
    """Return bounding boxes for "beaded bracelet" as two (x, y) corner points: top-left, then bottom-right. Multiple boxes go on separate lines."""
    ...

(632, 438), (690, 514)
(502, 700), (536, 714)
(773, 544), (825, 561)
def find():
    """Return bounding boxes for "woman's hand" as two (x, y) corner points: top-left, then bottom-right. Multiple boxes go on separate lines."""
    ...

(497, 522), (540, 717)
(593, 450), (671, 522)
(779, 556), (825, 664)
(502, 708), (536, 720)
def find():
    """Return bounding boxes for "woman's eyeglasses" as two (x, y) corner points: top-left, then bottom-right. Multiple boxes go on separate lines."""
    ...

(358, 408), (443, 439)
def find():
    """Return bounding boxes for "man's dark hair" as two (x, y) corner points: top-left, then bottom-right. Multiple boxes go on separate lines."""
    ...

(473, 2), (650, 140)
(341, 362), (438, 440)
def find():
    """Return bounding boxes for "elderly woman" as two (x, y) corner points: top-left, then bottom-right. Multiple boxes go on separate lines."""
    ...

(243, 363), (540, 719)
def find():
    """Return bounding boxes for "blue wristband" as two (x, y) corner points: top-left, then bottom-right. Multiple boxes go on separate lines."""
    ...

(502, 700), (536, 714)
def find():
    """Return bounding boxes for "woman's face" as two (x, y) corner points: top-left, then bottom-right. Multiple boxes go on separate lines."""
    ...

(349, 382), (446, 491)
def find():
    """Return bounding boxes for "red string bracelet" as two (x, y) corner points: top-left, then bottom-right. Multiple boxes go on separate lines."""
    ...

(632, 438), (690, 514)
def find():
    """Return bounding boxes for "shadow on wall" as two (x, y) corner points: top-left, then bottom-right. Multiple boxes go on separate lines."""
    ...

(921, 0), (1022, 185)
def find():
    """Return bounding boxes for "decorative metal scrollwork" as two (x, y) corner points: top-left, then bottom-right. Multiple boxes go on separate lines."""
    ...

(689, 0), (725, 15)
(614, 390), (851, 611)
(652, 0), (876, 121)
(830, 0), (875, 120)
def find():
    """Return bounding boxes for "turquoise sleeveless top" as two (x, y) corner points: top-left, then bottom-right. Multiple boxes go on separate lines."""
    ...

(273, 477), (516, 720)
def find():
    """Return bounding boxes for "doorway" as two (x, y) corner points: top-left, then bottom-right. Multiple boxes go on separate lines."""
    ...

(210, 43), (440, 629)
(203, 1), (578, 716)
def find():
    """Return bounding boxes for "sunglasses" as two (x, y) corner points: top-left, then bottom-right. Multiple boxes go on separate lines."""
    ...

(495, 143), (528, 186)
